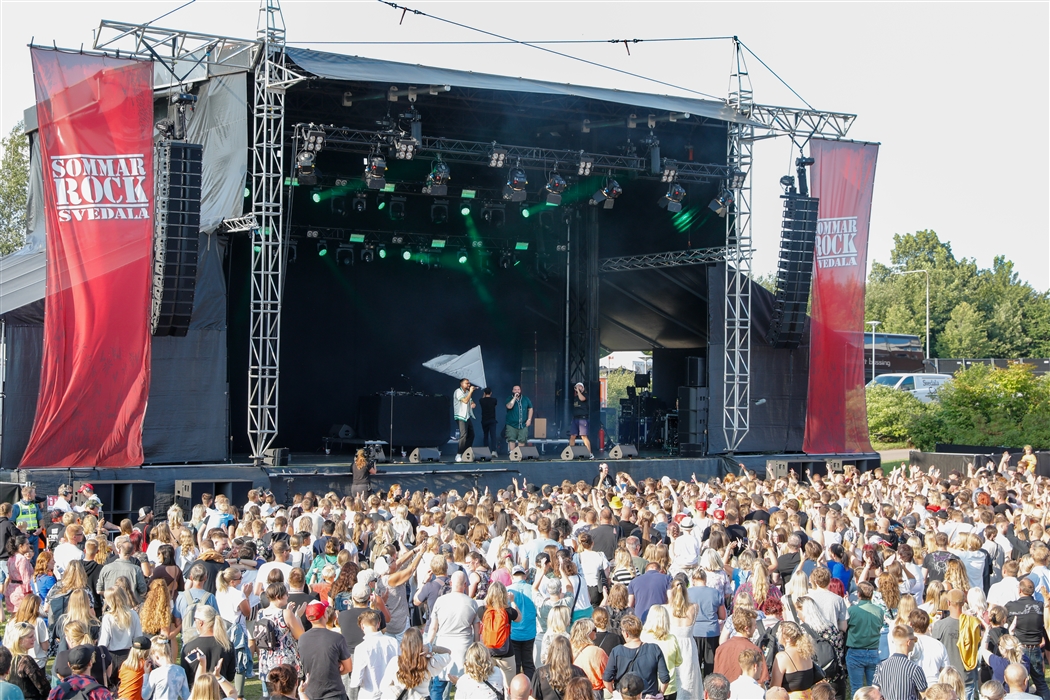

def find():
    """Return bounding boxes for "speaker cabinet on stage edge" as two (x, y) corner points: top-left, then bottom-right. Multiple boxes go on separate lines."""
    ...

(410, 448), (441, 463)
(561, 445), (591, 461)
(510, 446), (540, 461)
(463, 447), (492, 463)
(609, 444), (638, 459)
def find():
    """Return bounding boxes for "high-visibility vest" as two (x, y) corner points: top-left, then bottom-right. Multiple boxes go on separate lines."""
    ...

(13, 501), (39, 531)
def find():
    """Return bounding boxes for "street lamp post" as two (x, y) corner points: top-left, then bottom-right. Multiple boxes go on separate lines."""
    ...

(893, 269), (931, 360)
(867, 320), (881, 381)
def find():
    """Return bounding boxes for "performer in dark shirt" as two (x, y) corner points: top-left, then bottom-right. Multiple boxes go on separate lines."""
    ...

(569, 382), (593, 458)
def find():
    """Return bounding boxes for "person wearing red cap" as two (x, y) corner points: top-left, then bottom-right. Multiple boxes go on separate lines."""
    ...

(297, 601), (352, 700)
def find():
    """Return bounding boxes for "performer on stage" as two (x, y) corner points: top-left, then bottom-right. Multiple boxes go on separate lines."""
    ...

(505, 385), (533, 454)
(569, 382), (594, 458)
(454, 378), (477, 463)
(479, 388), (499, 455)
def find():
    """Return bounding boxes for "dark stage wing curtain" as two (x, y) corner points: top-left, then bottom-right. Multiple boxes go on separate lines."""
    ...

(1, 304), (44, 469)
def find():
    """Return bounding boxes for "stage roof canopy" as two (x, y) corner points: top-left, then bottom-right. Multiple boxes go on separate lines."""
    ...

(286, 47), (750, 125)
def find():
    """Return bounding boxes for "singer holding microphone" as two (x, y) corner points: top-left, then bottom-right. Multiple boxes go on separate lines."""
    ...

(454, 377), (477, 463)
(504, 385), (534, 454)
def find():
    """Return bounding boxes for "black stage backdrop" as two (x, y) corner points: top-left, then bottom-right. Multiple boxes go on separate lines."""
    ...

(227, 235), (565, 454)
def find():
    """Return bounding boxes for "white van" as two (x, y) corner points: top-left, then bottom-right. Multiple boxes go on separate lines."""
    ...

(868, 373), (952, 403)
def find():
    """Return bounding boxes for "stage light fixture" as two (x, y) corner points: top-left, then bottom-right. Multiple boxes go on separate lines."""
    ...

(388, 196), (406, 221)
(317, 241), (328, 257)
(304, 128), (326, 153)
(520, 205), (531, 219)
(590, 180), (622, 209)
(460, 202), (472, 216)
(426, 160), (451, 196)
(457, 248), (468, 264)
(295, 151), (317, 186)
(658, 182), (687, 213)
(708, 189), (734, 217)
(377, 196), (387, 211)
(515, 241), (529, 251)
(361, 246), (375, 263)
(481, 203), (506, 227)
(401, 247), (412, 261)
(779, 175), (796, 193)
(660, 160), (679, 183)
(378, 244), (387, 259)
(244, 187), (250, 198)
(488, 146), (508, 168)
(577, 155), (594, 176)
(364, 155), (387, 190)
(499, 251), (512, 269)
(545, 172), (567, 205)
(306, 230), (320, 238)
(394, 138), (417, 160)
(391, 235), (404, 244)
(310, 189), (321, 203)
(337, 244), (355, 266)
(503, 162), (528, 203)
(431, 238), (447, 249)
(431, 200), (449, 225)
(286, 242), (297, 264)
(731, 168), (747, 189)
(349, 233), (366, 243)
(352, 194), (367, 213)
(334, 179), (348, 187)
(330, 195), (346, 215)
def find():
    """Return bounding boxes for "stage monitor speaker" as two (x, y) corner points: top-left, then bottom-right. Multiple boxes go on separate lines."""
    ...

(463, 447), (492, 463)
(263, 447), (290, 466)
(686, 356), (707, 387)
(561, 445), (591, 461)
(826, 459), (844, 473)
(367, 445), (389, 463)
(766, 193), (819, 349)
(410, 447), (441, 463)
(634, 373), (650, 388)
(329, 424), (354, 438)
(609, 444), (638, 459)
(510, 446), (539, 461)
(151, 140), (202, 337)
(766, 459), (789, 479)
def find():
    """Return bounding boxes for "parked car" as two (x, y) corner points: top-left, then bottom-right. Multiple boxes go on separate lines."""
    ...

(868, 372), (952, 403)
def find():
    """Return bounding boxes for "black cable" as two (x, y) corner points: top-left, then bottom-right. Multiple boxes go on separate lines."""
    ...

(286, 36), (735, 46)
(374, 0), (725, 102)
(738, 40), (813, 111)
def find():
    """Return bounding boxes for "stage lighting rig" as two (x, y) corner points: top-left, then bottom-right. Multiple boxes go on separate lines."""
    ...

(577, 155), (594, 176)
(660, 160), (679, 183)
(545, 171), (567, 205)
(658, 182), (687, 213)
(337, 244), (355, 266)
(394, 138), (417, 160)
(499, 251), (513, 269)
(303, 128), (326, 154)
(352, 194), (367, 213)
(295, 151), (317, 186)
(795, 155), (815, 197)
(361, 245), (375, 263)
(503, 162), (528, 203)
(425, 159), (451, 196)
(364, 154), (387, 190)
(378, 244), (387, 259)
(401, 247), (412, 261)
(520, 205), (531, 219)
(389, 196), (407, 221)
(780, 175), (796, 194)
(730, 168), (747, 189)
(708, 189), (734, 217)
(460, 202), (472, 216)
(488, 146), (508, 168)
(457, 248), (468, 264)
(310, 189), (322, 204)
(317, 241), (328, 257)
(590, 180), (622, 209)
(481, 203), (506, 227)
(431, 200), (449, 224)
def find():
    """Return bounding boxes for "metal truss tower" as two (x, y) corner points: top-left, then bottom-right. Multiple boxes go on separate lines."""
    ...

(723, 39), (755, 453)
(248, 0), (303, 462)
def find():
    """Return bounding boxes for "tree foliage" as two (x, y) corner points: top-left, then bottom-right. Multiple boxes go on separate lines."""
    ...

(0, 121), (29, 256)
(866, 384), (927, 443)
(866, 230), (1050, 358)
(908, 363), (1050, 451)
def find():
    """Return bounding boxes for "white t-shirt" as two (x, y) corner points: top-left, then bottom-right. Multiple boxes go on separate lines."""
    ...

(455, 670), (504, 700)
(53, 542), (84, 579)
(256, 561), (293, 590)
(216, 587), (247, 627)
(578, 550), (610, 587)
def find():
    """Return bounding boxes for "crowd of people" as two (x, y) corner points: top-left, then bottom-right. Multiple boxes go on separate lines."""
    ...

(0, 456), (1046, 700)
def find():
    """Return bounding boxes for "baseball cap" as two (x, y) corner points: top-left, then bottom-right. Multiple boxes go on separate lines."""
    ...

(902, 515), (917, 529)
(77, 484), (94, 494)
(575, 382), (584, 388)
(538, 501), (553, 512)
(138, 506), (153, 519)
(619, 673), (644, 698)
(68, 645), (95, 668)
(511, 565), (526, 575)
(696, 500), (709, 511)
(713, 509), (726, 521)
(351, 583), (371, 603)
(132, 636), (152, 651)
(304, 601), (329, 621)
(358, 569), (379, 586)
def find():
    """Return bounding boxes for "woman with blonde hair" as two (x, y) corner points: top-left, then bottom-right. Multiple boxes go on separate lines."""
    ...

(187, 673), (235, 700)
(921, 581), (945, 618)
(43, 559), (95, 623)
(2, 594), (49, 666)
(100, 585), (142, 669)
(770, 621), (820, 700)
(938, 666), (965, 700)
(3, 621), (50, 700)
(452, 642), (504, 700)
(541, 606), (572, 664)
(179, 531), (200, 569)
(641, 606), (684, 700)
(532, 635), (587, 700)
(569, 618), (608, 696)
(664, 576), (700, 700)
(737, 558), (780, 611)
(118, 637), (153, 700)
(943, 558), (971, 593)
(483, 581), (521, 688)
(52, 589), (99, 653)
(143, 634), (191, 700)
(147, 523), (176, 566)
(894, 595), (918, 628)
(54, 620), (114, 687)
(377, 627), (449, 700)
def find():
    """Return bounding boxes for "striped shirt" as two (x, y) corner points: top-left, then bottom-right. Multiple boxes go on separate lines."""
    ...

(873, 653), (928, 700)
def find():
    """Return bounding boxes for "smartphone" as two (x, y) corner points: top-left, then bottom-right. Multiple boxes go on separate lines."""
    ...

(185, 648), (205, 665)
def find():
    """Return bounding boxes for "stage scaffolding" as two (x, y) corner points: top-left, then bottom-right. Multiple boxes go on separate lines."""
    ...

(93, 5), (857, 460)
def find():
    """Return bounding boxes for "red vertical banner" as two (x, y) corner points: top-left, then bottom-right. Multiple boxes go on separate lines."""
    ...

(21, 49), (154, 467)
(803, 139), (879, 455)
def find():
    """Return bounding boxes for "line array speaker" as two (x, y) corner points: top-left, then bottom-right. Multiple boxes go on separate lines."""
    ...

(151, 140), (202, 337)
(678, 386), (709, 455)
(766, 193), (819, 349)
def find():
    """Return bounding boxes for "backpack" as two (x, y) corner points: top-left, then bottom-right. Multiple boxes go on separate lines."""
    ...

(803, 623), (842, 680)
(249, 614), (280, 651)
(755, 619), (782, 672)
(481, 607), (511, 657)
(180, 590), (205, 644)
(59, 679), (102, 700)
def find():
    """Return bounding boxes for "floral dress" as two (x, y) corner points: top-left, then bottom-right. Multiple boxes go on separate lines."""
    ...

(256, 607), (300, 676)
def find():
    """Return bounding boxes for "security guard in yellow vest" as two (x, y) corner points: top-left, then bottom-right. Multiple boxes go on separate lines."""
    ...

(11, 482), (43, 562)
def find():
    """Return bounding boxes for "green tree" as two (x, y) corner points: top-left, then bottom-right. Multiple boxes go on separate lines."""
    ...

(0, 121), (29, 256)
(866, 384), (927, 443)
(939, 302), (993, 358)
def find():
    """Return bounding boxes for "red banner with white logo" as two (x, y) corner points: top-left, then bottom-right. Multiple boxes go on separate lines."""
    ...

(21, 49), (154, 467)
(803, 139), (879, 455)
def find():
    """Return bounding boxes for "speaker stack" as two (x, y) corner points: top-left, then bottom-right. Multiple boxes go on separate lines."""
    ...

(151, 141), (203, 337)
(678, 380), (709, 458)
(766, 193), (819, 349)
